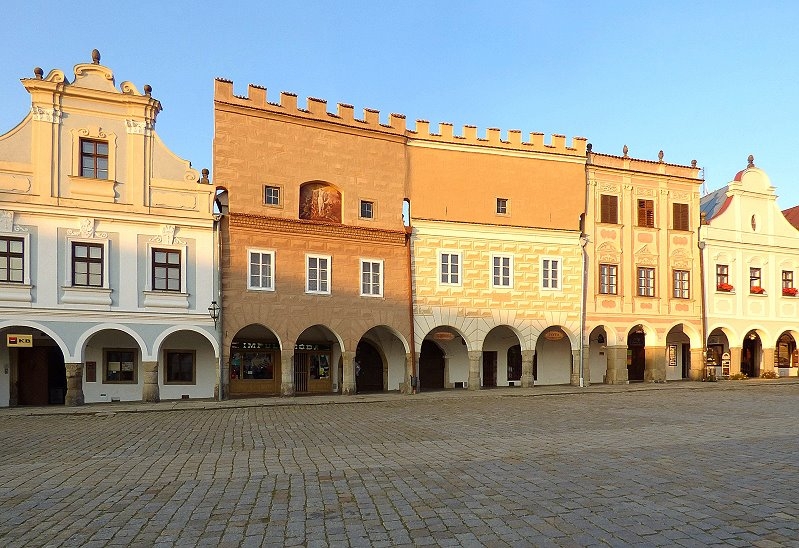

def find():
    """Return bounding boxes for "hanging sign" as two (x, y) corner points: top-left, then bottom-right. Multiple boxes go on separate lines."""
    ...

(543, 330), (564, 341)
(7, 334), (33, 347)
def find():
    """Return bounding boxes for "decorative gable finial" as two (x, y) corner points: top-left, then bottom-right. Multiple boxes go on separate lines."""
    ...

(658, 150), (664, 163)
(144, 84), (152, 96)
(747, 154), (755, 168)
(91, 49), (101, 64)
(691, 160), (697, 168)
(622, 144), (629, 158)
(33, 67), (43, 80)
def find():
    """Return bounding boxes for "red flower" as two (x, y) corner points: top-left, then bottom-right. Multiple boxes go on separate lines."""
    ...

(783, 287), (798, 296)
(750, 286), (765, 295)
(717, 282), (734, 292)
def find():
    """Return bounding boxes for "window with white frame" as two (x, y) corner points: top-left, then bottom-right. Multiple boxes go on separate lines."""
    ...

(439, 252), (461, 285)
(248, 250), (275, 290)
(360, 259), (383, 297)
(637, 267), (655, 297)
(80, 139), (109, 179)
(492, 255), (512, 287)
(599, 263), (617, 295)
(541, 258), (561, 290)
(264, 185), (281, 206)
(0, 236), (24, 284)
(306, 254), (331, 294)
(673, 270), (689, 299)
(360, 200), (374, 219)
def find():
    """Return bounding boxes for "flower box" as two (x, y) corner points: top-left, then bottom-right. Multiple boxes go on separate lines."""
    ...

(750, 286), (765, 295)
(783, 287), (798, 296)
(717, 282), (734, 292)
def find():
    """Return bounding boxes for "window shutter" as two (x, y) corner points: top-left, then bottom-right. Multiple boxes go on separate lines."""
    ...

(638, 200), (647, 226)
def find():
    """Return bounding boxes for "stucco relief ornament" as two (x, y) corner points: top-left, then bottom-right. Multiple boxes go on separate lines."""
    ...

(162, 224), (176, 245)
(80, 218), (95, 238)
(0, 210), (13, 233)
(125, 120), (150, 135)
(31, 106), (61, 124)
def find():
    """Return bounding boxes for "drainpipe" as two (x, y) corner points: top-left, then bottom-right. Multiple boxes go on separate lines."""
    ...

(213, 212), (223, 401)
(578, 146), (592, 388)
(698, 212), (708, 380)
(406, 225), (417, 394)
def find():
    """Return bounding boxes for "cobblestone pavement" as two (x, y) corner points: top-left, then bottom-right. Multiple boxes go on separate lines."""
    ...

(2, 382), (799, 547)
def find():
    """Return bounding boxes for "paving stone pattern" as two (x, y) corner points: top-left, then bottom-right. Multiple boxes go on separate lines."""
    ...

(2, 384), (799, 546)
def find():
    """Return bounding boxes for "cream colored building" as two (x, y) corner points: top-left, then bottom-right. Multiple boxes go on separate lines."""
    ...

(0, 51), (218, 406)
(584, 147), (704, 384)
(700, 156), (799, 378)
(408, 126), (588, 389)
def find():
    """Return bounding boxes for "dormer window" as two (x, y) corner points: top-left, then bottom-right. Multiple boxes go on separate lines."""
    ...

(80, 139), (109, 179)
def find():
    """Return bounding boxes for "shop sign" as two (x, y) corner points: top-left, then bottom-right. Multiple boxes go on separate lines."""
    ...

(7, 334), (33, 347)
(433, 332), (455, 341)
(543, 330), (564, 341)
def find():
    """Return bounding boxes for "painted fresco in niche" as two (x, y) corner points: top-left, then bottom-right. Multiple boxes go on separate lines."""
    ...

(299, 182), (342, 223)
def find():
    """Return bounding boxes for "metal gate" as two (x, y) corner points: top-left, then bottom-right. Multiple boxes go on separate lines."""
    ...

(293, 353), (309, 393)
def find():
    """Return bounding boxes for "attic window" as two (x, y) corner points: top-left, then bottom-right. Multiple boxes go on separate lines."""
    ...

(80, 139), (109, 179)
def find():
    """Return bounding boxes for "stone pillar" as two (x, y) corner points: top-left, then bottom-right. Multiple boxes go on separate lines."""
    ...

(468, 351), (481, 390)
(142, 361), (160, 403)
(689, 348), (704, 381)
(521, 350), (535, 388)
(605, 346), (628, 384)
(582, 345), (591, 386)
(570, 349), (581, 386)
(64, 362), (85, 406)
(342, 351), (356, 395)
(405, 352), (416, 394)
(762, 347), (775, 376)
(281, 353), (295, 396)
(729, 347), (742, 376)
(645, 346), (667, 382)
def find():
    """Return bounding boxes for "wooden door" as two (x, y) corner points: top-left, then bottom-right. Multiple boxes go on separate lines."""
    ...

(482, 351), (497, 387)
(419, 340), (445, 390)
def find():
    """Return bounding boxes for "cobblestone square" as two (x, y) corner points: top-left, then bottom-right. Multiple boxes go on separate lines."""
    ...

(2, 383), (799, 546)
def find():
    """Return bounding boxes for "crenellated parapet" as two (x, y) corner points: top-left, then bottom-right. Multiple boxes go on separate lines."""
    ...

(214, 78), (587, 157)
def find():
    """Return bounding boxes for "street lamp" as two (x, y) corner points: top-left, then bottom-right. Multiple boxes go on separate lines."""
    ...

(208, 301), (220, 329)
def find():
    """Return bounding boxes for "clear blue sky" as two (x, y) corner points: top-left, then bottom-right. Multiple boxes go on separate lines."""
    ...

(2, 1), (798, 206)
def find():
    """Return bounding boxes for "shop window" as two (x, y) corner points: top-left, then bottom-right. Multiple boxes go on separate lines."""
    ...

(104, 349), (137, 383)
(507, 345), (522, 381)
(165, 351), (195, 384)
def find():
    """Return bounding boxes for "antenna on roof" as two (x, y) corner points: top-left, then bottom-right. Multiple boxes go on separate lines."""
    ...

(701, 167), (707, 196)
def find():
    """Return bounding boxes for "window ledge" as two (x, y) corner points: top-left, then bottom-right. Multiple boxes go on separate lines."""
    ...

(61, 286), (112, 306)
(143, 291), (189, 309)
(0, 282), (33, 304)
(68, 175), (117, 202)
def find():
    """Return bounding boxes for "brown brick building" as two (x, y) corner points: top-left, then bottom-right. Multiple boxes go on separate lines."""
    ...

(214, 81), (413, 397)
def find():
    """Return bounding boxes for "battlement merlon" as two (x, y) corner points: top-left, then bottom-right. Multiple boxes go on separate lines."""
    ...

(213, 78), (588, 157)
